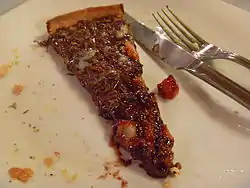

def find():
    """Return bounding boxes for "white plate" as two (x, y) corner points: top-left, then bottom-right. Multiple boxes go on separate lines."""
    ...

(0, 0), (250, 187)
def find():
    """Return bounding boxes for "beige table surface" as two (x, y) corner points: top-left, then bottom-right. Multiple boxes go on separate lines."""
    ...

(0, 0), (250, 15)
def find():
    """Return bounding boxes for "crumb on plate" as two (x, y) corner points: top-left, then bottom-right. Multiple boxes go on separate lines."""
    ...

(98, 161), (128, 188)
(98, 172), (109, 180)
(121, 179), (128, 188)
(8, 102), (17, 109)
(8, 167), (34, 183)
(12, 84), (24, 96)
(22, 109), (30, 114)
(12, 48), (18, 53)
(162, 180), (171, 188)
(61, 168), (78, 183)
(44, 169), (57, 177)
(112, 170), (120, 178)
(32, 126), (40, 133)
(29, 156), (35, 160)
(169, 167), (181, 177)
(54, 152), (61, 158)
(44, 157), (54, 168)
(0, 64), (11, 79)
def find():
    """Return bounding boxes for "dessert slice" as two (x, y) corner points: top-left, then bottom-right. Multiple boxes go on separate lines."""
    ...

(45, 4), (180, 178)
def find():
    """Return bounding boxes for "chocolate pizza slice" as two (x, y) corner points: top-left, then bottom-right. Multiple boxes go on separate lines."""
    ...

(45, 4), (180, 178)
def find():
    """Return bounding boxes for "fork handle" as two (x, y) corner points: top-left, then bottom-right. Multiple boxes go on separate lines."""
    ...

(202, 51), (250, 70)
(187, 65), (250, 110)
(226, 53), (250, 70)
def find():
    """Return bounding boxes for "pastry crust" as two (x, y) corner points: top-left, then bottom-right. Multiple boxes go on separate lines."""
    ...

(46, 4), (124, 35)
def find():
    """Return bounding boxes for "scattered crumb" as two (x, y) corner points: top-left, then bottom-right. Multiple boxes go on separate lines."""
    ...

(14, 148), (19, 152)
(44, 169), (56, 177)
(12, 84), (24, 96)
(81, 117), (85, 120)
(121, 180), (128, 188)
(61, 168), (78, 183)
(162, 180), (171, 188)
(98, 161), (128, 188)
(105, 160), (123, 168)
(43, 153), (61, 169)
(29, 156), (35, 160)
(54, 152), (61, 158)
(27, 65), (31, 68)
(34, 40), (48, 47)
(12, 59), (20, 65)
(8, 167), (34, 183)
(12, 48), (18, 53)
(98, 172), (109, 180)
(0, 64), (11, 79)
(52, 84), (55, 86)
(22, 110), (30, 114)
(43, 157), (54, 168)
(8, 102), (17, 109)
(8, 179), (12, 183)
(38, 81), (44, 86)
(32, 126), (39, 133)
(104, 165), (109, 171)
(169, 167), (181, 177)
(112, 170), (120, 178)
(38, 116), (43, 120)
(13, 143), (19, 152)
(174, 162), (182, 170)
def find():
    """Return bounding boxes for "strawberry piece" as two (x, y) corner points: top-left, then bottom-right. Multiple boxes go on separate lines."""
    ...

(157, 75), (179, 100)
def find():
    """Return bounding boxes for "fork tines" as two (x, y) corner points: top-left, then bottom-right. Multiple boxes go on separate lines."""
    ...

(153, 6), (208, 52)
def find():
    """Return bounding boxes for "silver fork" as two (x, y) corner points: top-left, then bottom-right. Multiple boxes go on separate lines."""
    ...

(152, 6), (250, 110)
(153, 6), (250, 70)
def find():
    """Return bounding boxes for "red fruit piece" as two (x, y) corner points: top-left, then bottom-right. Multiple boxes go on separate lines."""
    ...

(157, 75), (179, 100)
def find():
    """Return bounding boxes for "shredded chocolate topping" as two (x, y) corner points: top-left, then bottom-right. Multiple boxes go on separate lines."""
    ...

(46, 16), (177, 178)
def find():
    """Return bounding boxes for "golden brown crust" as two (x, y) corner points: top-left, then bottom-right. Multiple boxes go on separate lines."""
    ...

(46, 4), (124, 35)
